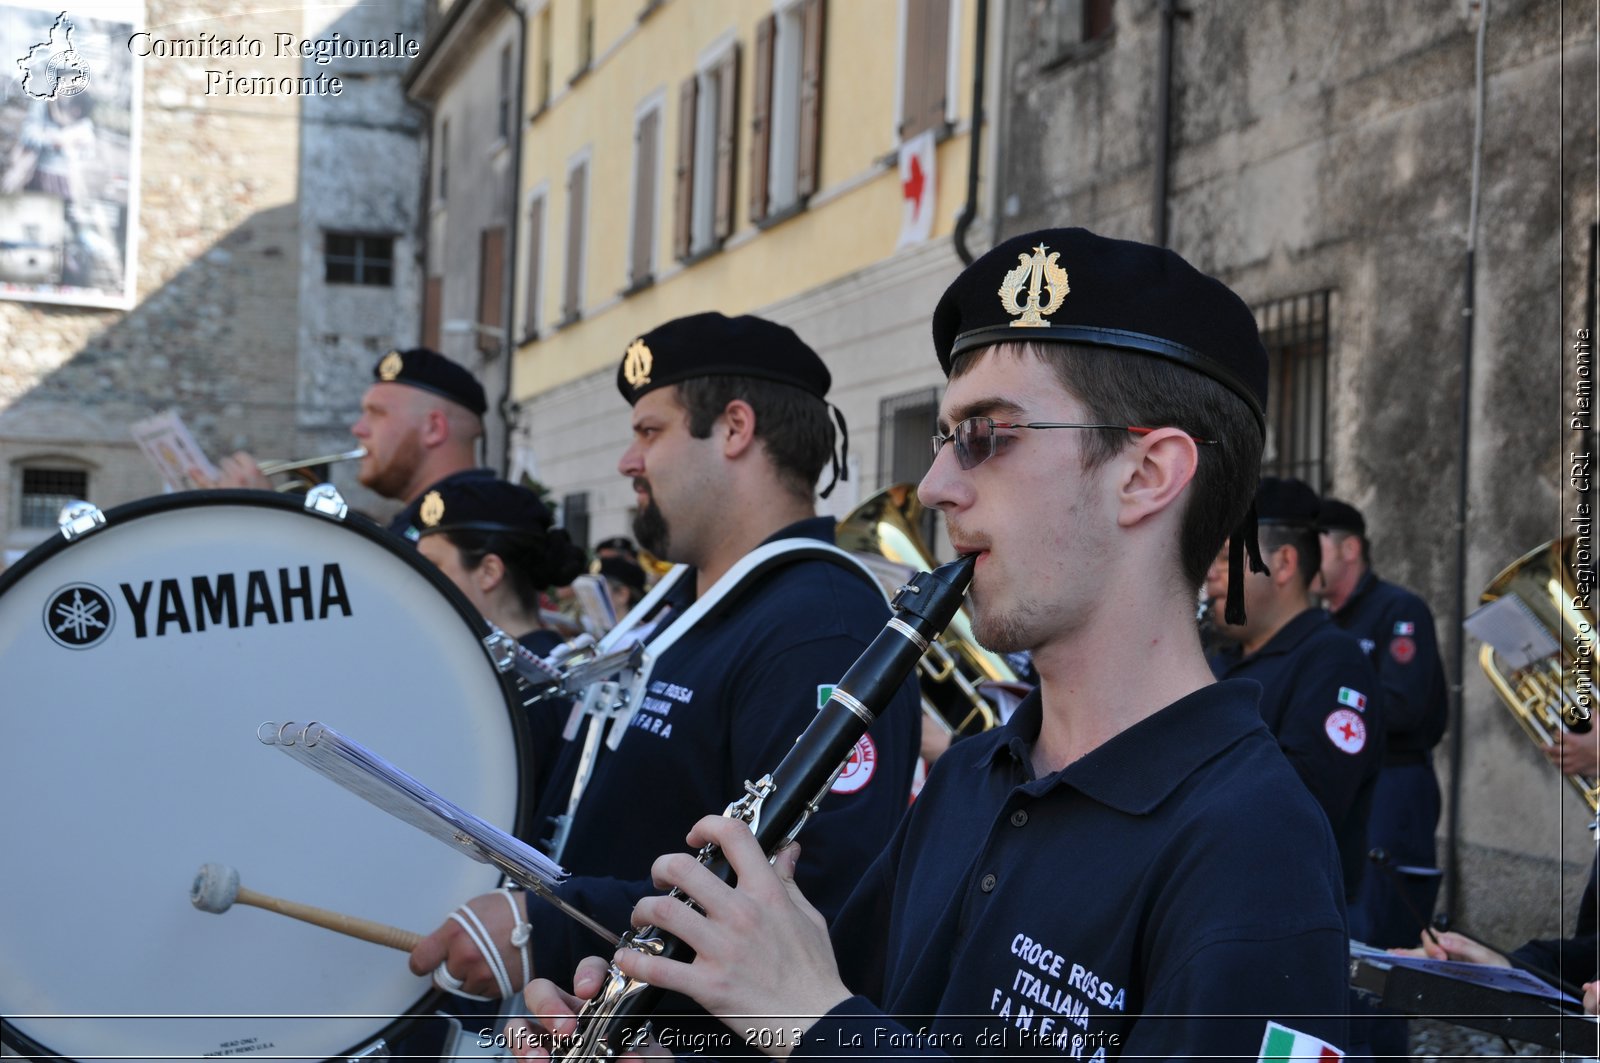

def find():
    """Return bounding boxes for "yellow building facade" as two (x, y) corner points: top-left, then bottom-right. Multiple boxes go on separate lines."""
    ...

(509, 0), (995, 543)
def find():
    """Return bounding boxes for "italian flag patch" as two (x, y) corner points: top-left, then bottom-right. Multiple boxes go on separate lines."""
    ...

(1337, 686), (1367, 711)
(1394, 620), (1415, 635)
(1258, 1021), (1344, 1061)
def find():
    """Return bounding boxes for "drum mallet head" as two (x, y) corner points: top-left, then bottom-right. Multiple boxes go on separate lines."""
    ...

(190, 862), (241, 914)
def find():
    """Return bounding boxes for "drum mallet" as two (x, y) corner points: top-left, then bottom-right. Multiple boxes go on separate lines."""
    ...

(190, 862), (422, 953)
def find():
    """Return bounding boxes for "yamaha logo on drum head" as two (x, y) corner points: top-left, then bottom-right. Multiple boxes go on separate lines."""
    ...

(44, 583), (115, 649)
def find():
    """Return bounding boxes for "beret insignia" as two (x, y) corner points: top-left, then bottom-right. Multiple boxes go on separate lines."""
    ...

(419, 490), (445, 528)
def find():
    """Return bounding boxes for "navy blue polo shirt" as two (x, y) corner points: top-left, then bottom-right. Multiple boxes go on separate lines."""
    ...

(1211, 608), (1384, 898)
(1329, 570), (1448, 759)
(526, 517), (921, 985)
(386, 467), (498, 541)
(798, 681), (1350, 1061)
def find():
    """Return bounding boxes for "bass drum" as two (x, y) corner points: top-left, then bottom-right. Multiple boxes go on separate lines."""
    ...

(0, 491), (532, 1062)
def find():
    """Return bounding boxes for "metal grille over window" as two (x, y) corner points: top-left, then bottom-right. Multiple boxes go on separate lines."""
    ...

(878, 387), (939, 542)
(1256, 290), (1331, 493)
(324, 233), (395, 287)
(20, 468), (89, 529)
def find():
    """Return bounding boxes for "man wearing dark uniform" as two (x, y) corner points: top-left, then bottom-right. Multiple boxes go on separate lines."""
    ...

(1208, 478), (1385, 903)
(202, 347), (494, 542)
(527, 229), (1354, 1059)
(411, 314), (920, 1032)
(1317, 497), (1448, 945)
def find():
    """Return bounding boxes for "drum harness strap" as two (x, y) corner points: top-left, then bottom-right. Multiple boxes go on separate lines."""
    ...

(542, 537), (886, 865)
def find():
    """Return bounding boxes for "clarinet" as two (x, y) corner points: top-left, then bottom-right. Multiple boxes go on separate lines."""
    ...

(552, 554), (978, 1062)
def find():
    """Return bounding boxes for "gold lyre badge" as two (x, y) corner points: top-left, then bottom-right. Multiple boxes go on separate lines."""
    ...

(623, 339), (653, 389)
(999, 244), (1070, 327)
(419, 490), (445, 528)
(378, 350), (404, 381)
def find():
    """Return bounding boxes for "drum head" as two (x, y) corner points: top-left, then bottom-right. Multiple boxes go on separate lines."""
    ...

(0, 493), (528, 1062)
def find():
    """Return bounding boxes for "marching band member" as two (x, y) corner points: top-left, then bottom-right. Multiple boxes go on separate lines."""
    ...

(199, 347), (494, 541)
(413, 477), (586, 657)
(523, 228), (1352, 1058)
(1208, 479), (1386, 905)
(409, 313), (920, 1025)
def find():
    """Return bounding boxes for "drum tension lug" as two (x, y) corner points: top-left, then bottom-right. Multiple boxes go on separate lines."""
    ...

(303, 483), (350, 521)
(57, 500), (107, 541)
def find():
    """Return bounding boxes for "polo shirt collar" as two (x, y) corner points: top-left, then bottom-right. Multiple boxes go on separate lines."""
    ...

(984, 680), (1268, 815)
(1335, 568), (1379, 617)
(1238, 606), (1329, 661)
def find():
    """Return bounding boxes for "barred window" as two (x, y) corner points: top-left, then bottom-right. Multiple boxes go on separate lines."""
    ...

(325, 233), (394, 286)
(20, 467), (88, 528)
(1256, 291), (1331, 493)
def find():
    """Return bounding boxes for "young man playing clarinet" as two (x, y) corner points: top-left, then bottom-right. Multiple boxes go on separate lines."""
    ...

(522, 228), (1353, 1060)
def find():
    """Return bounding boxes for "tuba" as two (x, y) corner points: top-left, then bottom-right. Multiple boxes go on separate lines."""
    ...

(1477, 536), (1599, 814)
(837, 484), (1020, 737)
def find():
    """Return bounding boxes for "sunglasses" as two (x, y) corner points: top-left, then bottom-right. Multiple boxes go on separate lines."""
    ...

(930, 417), (1216, 471)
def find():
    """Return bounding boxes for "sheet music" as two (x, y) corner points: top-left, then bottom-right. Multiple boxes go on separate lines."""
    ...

(130, 409), (220, 490)
(1350, 940), (1580, 1006)
(260, 720), (621, 946)
(1464, 594), (1561, 671)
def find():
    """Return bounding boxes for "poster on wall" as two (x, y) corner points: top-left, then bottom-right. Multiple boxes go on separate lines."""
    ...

(0, 1), (140, 309)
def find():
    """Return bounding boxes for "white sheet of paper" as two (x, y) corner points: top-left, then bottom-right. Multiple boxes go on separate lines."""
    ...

(1464, 594), (1560, 671)
(130, 409), (219, 489)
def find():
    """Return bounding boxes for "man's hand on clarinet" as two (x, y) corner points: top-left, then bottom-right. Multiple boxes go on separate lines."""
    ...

(611, 814), (851, 1059)
(510, 958), (666, 1062)
(409, 887), (533, 1000)
(190, 451), (273, 490)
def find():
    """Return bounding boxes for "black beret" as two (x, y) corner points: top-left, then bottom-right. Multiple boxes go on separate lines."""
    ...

(1318, 498), (1366, 537)
(414, 477), (553, 538)
(595, 536), (638, 558)
(374, 347), (487, 417)
(1254, 477), (1321, 527)
(616, 312), (831, 405)
(931, 228), (1266, 430)
(598, 555), (646, 594)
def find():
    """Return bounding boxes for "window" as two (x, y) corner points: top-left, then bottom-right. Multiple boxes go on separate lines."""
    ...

(1037, 0), (1114, 62)
(576, 0), (595, 76)
(536, 7), (553, 111)
(438, 119), (450, 200)
(561, 152), (589, 325)
(423, 276), (443, 350)
(628, 99), (662, 290)
(897, 0), (951, 142)
(324, 233), (394, 286)
(562, 492), (591, 552)
(750, 0), (825, 224)
(877, 387), (940, 542)
(496, 44), (513, 140)
(477, 227), (506, 353)
(1257, 291), (1331, 492)
(675, 40), (740, 260)
(20, 467), (88, 528)
(522, 189), (546, 337)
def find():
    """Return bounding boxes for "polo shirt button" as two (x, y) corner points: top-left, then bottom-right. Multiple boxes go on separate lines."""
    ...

(1010, 809), (1028, 827)
(980, 873), (997, 892)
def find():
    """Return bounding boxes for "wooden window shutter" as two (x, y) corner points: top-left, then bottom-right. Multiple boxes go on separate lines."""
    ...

(422, 276), (443, 350)
(899, 0), (948, 140)
(674, 76), (697, 260)
(922, 0), (950, 137)
(563, 163), (586, 321)
(523, 199), (543, 335)
(749, 15), (775, 225)
(477, 226), (505, 353)
(713, 43), (740, 242)
(796, 0), (826, 198)
(630, 110), (658, 287)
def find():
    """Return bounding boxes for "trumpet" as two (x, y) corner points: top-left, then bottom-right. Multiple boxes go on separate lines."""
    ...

(257, 448), (367, 491)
